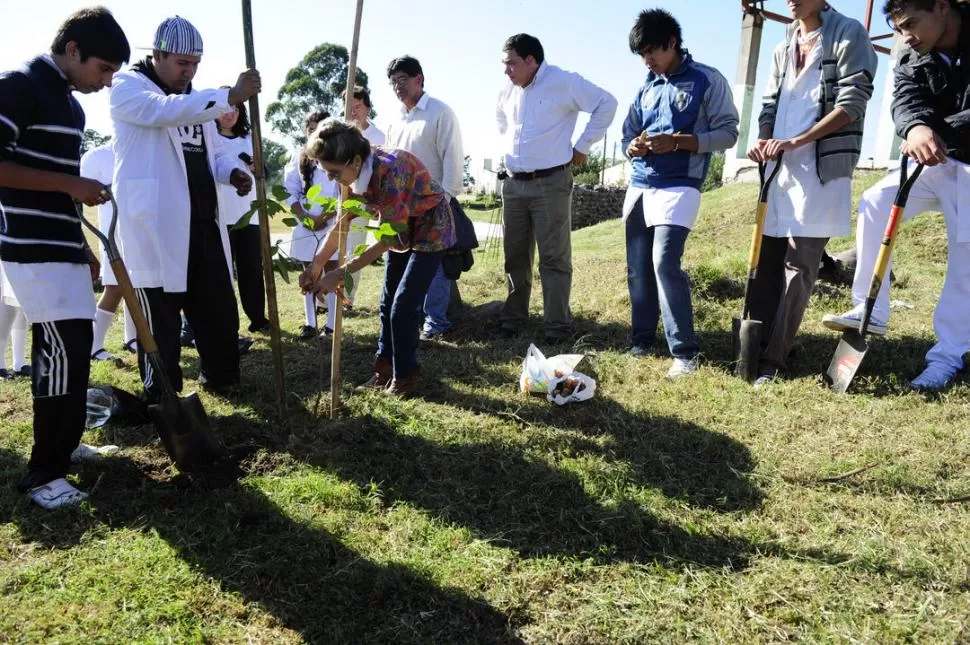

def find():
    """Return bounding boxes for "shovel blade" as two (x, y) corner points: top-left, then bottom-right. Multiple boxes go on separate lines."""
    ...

(149, 392), (226, 471)
(825, 330), (868, 394)
(732, 317), (762, 383)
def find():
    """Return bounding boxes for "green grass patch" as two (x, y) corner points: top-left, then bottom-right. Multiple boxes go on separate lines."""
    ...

(7, 171), (970, 642)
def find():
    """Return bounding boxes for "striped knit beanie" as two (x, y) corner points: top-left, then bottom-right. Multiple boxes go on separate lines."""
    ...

(152, 16), (203, 56)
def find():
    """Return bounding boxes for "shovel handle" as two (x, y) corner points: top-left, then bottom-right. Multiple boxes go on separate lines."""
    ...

(77, 196), (176, 394)
(741, 153), (784, 318)
(859, 155), (924, 333)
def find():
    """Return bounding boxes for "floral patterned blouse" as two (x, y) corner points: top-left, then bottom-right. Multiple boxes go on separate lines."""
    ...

(351, 147), (456, 253)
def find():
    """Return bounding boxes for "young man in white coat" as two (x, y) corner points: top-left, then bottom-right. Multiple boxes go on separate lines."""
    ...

(110, 16), (260, 400)
(747, 1), (877, 387)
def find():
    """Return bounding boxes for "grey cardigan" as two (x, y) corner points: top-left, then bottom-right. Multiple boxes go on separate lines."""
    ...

(758, 7), (878, 184)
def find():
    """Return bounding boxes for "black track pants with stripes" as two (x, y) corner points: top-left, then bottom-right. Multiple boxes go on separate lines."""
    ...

(27, 318), (92, 485)
(134, 218), (240, 401)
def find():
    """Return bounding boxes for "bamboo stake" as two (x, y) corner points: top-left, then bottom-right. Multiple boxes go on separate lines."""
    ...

(241, 0), (286, 415)
(331, 0), (366, 418)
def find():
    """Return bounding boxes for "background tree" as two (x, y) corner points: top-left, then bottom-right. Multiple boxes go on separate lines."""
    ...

(81, 129), (111, 154)
(266, 43), (370, 144)
(261, 137), (290, 186)
(571, 144), (606, 185)
(462, 155), (475, 190)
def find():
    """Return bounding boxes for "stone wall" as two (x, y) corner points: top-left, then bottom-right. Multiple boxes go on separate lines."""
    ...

(571, 185), (625, 230)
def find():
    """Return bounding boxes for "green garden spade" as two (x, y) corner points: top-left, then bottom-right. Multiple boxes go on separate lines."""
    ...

(825, 155), (924, 394)
(733, 154), (784, 382)
(79, 196), (226, 470)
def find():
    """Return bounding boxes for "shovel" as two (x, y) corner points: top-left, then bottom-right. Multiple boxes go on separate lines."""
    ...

(732, 153), (784, 382)
(78, 196), (226, 470)
(825, 155), (924, 393)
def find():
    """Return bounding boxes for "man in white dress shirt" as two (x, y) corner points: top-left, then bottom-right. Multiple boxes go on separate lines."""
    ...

(385, 55), (464, 339)
(496, 34), (618, 343)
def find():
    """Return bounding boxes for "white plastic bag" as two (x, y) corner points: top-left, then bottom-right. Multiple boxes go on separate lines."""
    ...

(519, 343), (595, 405)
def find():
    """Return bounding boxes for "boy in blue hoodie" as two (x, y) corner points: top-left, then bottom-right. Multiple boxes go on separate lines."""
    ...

(621, 9), (739, 378)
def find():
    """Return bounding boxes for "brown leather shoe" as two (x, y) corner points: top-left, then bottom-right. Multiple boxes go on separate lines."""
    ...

(385, 367), (421, 398)
(358, 356), (392, 390)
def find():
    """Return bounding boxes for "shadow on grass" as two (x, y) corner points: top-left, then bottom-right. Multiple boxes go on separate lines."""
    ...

(0, 446), (522, 643)
(698, 328), (939, 396)
(288, 411), (760, 569)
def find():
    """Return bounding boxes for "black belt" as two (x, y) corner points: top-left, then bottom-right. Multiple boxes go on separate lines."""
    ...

(508, 164), (568, 181)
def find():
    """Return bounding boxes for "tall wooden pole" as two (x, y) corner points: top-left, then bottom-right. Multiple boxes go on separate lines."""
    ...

(330, 0), (365, 418)
(241, 0), (286, 415)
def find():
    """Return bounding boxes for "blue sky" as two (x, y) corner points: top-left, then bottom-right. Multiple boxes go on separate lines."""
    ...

(2, 1), (894, 174)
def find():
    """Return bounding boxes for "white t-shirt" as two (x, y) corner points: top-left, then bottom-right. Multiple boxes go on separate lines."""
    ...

(2, 260), (95, 323)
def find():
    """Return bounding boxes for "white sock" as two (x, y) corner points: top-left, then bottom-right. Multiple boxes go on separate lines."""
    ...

(92, 307), (115, 354)
(123, 305), (136, 344)
(304, 293), (316, 327)
(11, 308), (27, 370)
(326, 293), (337, 331)
(0, 303), (12, 370)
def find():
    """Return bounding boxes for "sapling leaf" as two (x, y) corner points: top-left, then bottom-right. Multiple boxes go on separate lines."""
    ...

(353, 243), (368, 257)
(281, 217), (298, 228)
(344, 271), (355, 296)
(271, 184), (291, 202)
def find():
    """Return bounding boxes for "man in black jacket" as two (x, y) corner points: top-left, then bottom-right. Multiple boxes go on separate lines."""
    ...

(823, 0), (970, 391)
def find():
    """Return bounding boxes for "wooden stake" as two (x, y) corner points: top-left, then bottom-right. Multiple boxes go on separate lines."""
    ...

(241, 0), (286, 415)
(331, 0), (366, 418)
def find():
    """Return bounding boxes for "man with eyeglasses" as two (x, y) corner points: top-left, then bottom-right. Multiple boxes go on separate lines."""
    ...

(496, 33), (617, 345)
(385, 55), (465, 340)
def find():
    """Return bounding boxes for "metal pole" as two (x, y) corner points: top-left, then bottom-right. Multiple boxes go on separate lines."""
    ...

(600, 134), (607, 185)
(330, 0), (365, 418)
(241, 0), (286, 415)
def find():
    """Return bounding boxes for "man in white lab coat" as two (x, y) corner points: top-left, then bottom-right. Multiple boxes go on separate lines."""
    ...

(110, 16), (260, 400)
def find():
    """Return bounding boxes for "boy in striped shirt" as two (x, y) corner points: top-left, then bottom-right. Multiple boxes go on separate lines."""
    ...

(0, 7), (130, 509)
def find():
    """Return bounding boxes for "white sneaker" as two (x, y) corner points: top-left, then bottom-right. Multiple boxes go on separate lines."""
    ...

(26, 478), (88, 510)
(909, 363), (957, 392)
(70, 443), (120, 463)
(821, 305), (888, 336)
(666, 356), (699, 379)
(753, 374), (776, 389)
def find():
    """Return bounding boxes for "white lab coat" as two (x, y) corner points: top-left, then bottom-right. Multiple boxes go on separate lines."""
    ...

(216, 134), (256, 230)
(764, 31), (851, 239)
(282, 155), (339, 263)
(109, 67), (245, 292)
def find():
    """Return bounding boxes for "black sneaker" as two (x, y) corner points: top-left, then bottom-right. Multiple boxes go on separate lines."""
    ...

(16, 365), (31, 379)
(248, 321), (271, 334)
(0, 368), (13, 381)
(297, 325), (317, 341)
(122, 339), (138, 354)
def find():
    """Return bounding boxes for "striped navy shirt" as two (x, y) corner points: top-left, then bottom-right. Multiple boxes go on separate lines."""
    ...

(0, 55), (88, 264)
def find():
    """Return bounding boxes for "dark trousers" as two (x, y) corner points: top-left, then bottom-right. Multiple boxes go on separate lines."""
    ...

(136, 219), (240, 400)
(22, 318), (92, 487)
(377, 250), (443, 379)
(748, 235), (828, 374)
(227, 224), (268, 332)
(500, 168), (574, 338)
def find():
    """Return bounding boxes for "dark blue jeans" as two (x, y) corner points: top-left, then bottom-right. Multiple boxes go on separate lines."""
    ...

(625, 212), (699, 358)
(377, 249), (443, 379)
